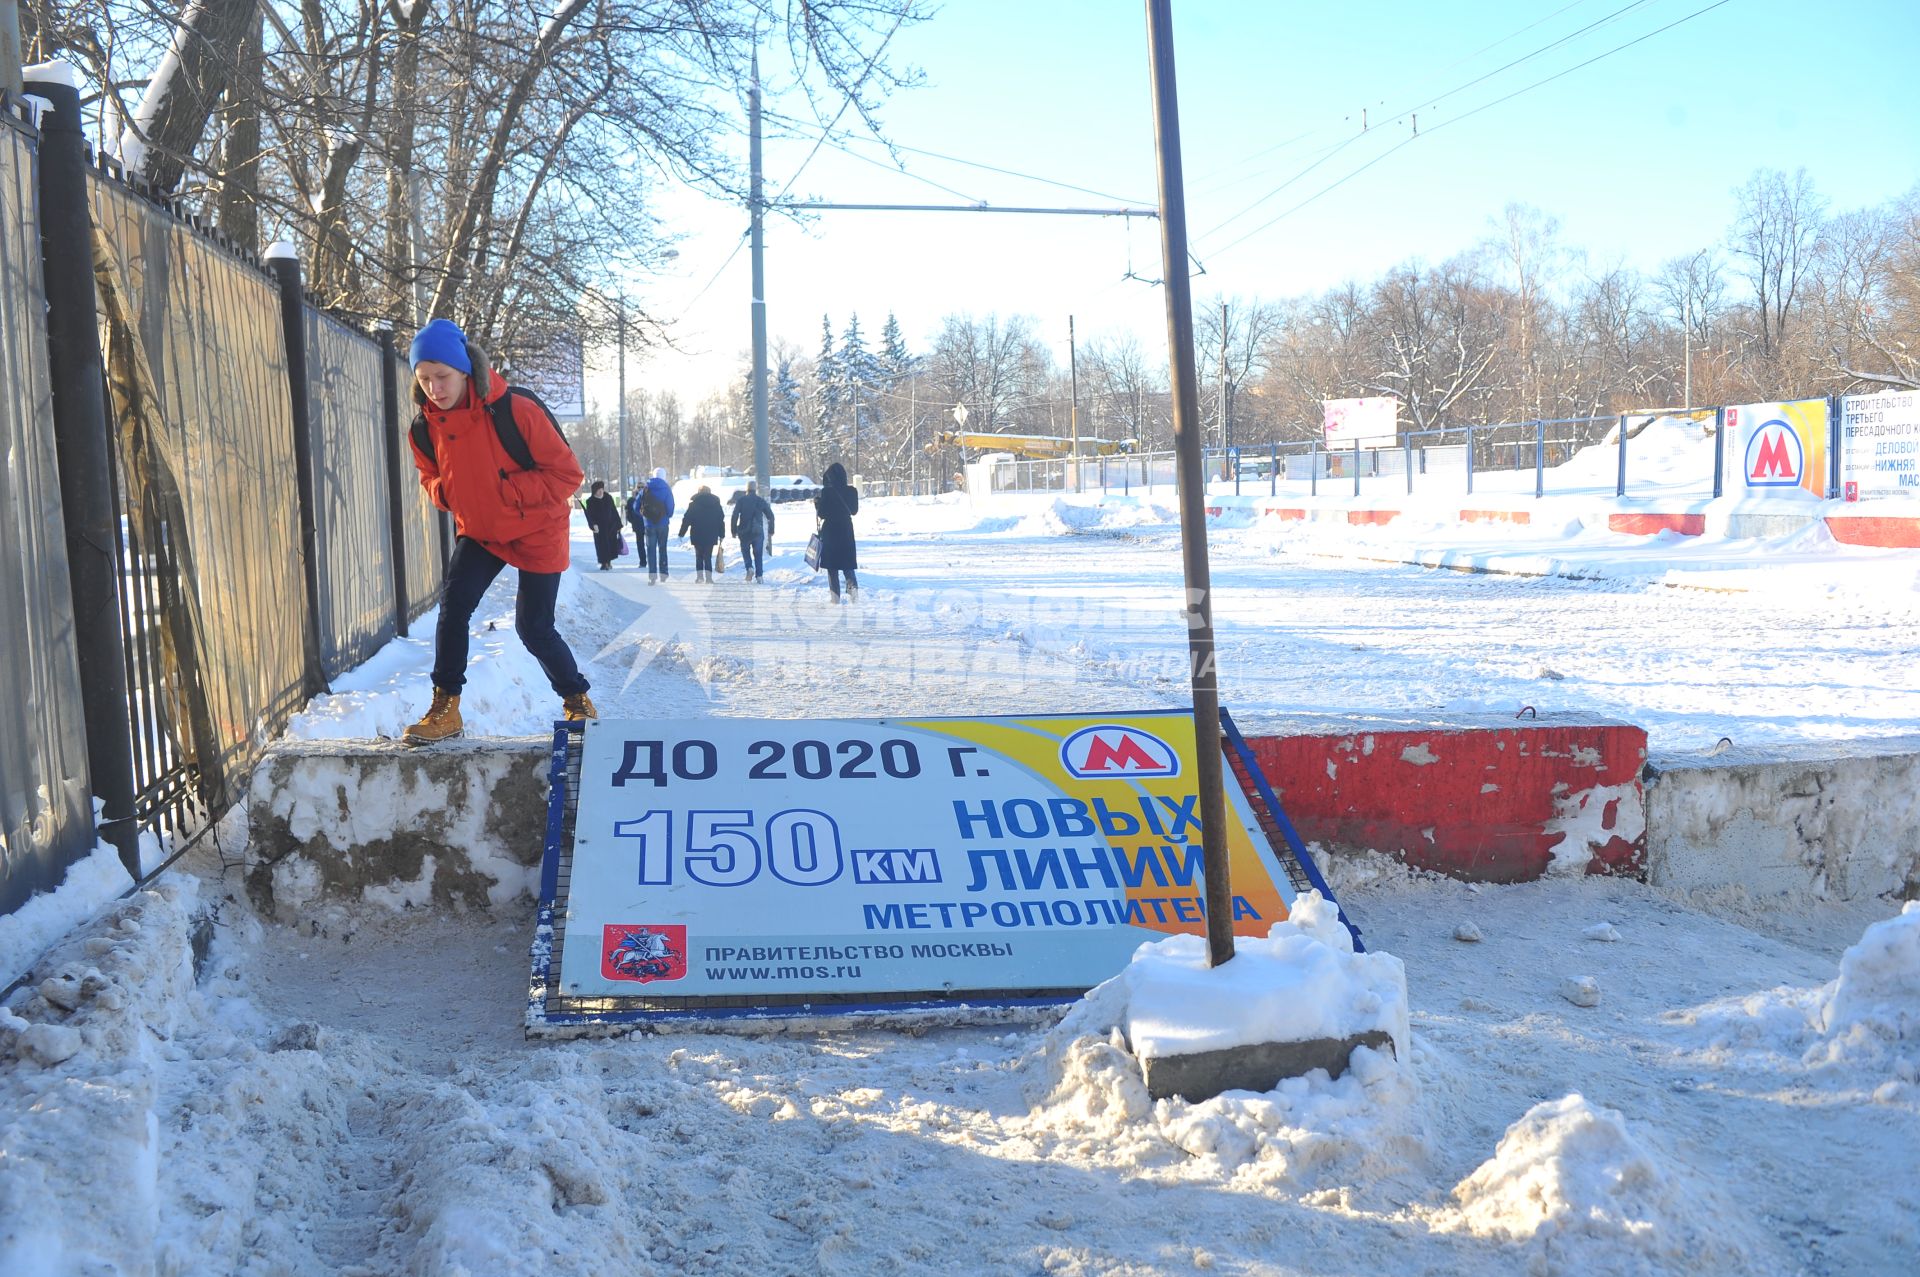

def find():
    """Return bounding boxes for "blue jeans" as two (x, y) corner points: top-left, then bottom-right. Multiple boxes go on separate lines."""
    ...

(433, 538), (587, 696)
(738, 533), (765, 577)
(645, 523), (670, 576)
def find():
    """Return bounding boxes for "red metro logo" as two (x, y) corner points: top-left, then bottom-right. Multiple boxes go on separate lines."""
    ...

(1744, 417), (1805, 487)
(1060, 725), (1181, 779)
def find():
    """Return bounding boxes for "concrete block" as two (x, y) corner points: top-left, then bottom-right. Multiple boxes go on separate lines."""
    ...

(1645, 738), (1920, 900)
(1139, 1029), (1395, 1102)
(245, 737), (553, 917)
(1233, 712), (1647, 882)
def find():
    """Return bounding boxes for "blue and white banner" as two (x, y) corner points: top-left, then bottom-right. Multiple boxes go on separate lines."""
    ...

(552, 711), (1306, 1005)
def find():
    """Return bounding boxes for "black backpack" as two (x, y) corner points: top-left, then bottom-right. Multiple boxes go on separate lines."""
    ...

(640, 488), (667, 522)
(411, 386), (567, 472)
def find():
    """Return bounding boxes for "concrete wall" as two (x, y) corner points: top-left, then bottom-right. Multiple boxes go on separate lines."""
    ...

(245, 738), (552, 918)
(1645, 739), (1920, 900)
(243, 724), (1918, 913)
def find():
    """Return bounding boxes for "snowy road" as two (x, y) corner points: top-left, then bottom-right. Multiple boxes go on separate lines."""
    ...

(5, 494), (1917, 1276)
(550, 495), (1920, 757)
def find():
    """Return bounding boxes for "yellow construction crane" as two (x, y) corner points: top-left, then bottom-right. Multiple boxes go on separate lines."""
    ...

(929, 431), (1136, 459)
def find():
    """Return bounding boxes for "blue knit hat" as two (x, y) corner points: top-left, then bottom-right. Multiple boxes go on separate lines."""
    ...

(409, 318), (472, 372)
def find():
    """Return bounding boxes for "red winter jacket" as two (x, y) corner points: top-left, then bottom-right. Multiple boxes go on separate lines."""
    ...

(410, 349), (583, 574)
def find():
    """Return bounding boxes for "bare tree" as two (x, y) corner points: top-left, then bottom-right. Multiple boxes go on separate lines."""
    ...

(1729, 167), (1827, 357)
(1361, 258), (1501, 433)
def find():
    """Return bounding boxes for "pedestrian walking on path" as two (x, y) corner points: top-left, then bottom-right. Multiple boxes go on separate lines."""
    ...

(815, 461), (860, 602)
(729, 482), (776, 581)
(680, 485), (727, 582)
(629, 468), (675, 582)
(401, 318), (596, 742)
(582, 480), (622, 570)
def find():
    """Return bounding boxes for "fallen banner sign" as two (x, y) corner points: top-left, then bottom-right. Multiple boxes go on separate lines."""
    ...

(527, 709), (1346, 1033)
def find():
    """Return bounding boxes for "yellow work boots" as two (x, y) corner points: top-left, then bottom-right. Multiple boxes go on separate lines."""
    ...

(563, 692), (599, 722)
(403, 689), (462, 744)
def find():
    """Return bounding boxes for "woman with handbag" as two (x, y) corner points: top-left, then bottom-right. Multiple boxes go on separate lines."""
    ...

(582, 480), (624, 571)
(813, 461), (860, 602)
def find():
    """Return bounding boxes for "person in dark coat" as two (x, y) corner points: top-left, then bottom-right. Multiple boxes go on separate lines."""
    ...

(582, 480), (623, 570)
(728, 482), (776, 582)
(627, 467), (675, 582)
(678, 485), (728, 582)
(814, 461), (860, 602)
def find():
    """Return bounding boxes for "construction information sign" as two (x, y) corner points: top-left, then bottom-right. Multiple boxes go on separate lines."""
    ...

(556, 711), (1302, 1002)
(1841, 391), (1920, 498)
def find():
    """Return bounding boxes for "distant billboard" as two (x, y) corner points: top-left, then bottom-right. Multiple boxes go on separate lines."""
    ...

(1725, 399), (1828, 499)
(1840, 391), (1920, 500)
(512, 331), (586, 422)
(1322, 396), (1399, 444)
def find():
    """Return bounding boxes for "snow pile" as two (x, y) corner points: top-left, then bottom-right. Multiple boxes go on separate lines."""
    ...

(1122, 891), (1408, 1062)
(1661, 901), (1919, 1086)
(0, 843), (134, 988)
(1556, 414), (1716, 487)
(1816, 901), (1920, 1062)
(1022, 893), (1421, 1186)
(0, 880), (207, 1273)
(1441, 1092), (1761, 1272)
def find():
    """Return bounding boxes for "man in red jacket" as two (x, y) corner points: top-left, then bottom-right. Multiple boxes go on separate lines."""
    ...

(403, 318), (596, 743)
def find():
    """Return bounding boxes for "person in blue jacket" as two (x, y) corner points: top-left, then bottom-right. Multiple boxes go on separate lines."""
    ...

(627, 467), (676, 583)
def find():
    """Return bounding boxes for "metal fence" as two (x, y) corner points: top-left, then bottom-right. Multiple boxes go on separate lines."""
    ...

(1, 82), (449, 920)
(976, 414), (1711, 501)
(0, 107), (93, 910)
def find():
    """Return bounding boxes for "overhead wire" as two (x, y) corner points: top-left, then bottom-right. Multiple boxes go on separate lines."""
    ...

(1199, 0), (1739, 261)
(1198, 0), (1669, 243)
(1191, 0), (1597, 197)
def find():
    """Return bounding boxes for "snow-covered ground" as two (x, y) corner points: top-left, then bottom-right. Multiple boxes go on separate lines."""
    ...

(4, 487), (1918, 1276)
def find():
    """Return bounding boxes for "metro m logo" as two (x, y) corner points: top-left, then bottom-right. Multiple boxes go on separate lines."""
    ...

(1060, 725), (1180, 779)
(1745, 419), (1804, 487)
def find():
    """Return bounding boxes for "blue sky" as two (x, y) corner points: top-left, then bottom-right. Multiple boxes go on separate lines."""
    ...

(618, 0), (1920, 409)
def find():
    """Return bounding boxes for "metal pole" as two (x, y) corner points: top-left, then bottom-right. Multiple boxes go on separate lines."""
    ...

(1145, 0), (1233, 968)
(1712, 405), (1725, 498)
(29, 72), (139, 876)
(1615, 413), (1628, 498)
(266, 249), (331, 698)
(749, 54), (771, 495)
(1351, 438), (1360, 498)
(376, 328), (412, 637)
(1069, 315), (1081, 493)
(1534, 419), (1545, 499)
(1404, 434), (1413, 495)
(1465, 426), (1475, 495)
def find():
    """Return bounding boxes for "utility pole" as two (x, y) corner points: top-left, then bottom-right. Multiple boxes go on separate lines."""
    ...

(1146, 0), (1234, 968)
(617, 298), (629, 496)
(1069, 315), (1082, 493)
(749, 54), (771, 495)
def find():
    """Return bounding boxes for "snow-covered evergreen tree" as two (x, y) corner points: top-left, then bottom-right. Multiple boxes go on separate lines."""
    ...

(772, 357), (805, 472)
(836, 313), (889, 472)
(812, 314), (844, 456)
(881, 311), (914, 380)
